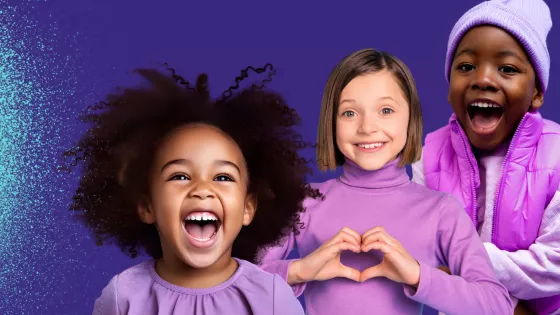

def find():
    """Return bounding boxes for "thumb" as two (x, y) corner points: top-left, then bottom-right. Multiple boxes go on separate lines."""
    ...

(360, 264), (383, 283)
(338, 265), (361, 282)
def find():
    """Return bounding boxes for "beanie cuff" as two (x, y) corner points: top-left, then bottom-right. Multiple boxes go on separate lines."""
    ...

(445, 2), (550, 92)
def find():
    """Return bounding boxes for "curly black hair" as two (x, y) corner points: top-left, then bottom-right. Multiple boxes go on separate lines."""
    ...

(61, 64), (321, 263)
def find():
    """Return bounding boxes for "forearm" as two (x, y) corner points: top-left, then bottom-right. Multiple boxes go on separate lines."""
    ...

(485, 242), (560, 300)
(429, 195), (513, 314)
(485, 197), (560, 300)
(258, 234), (307, 296)
(405, 262), (512, 314)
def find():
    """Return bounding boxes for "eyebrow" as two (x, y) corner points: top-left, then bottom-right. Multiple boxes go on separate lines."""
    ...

(339, 96), (400, 106)
(455, 48), (526, 63)
(455, 48), (476, 59)
(160, 159), (241, 174)
(497, 50), (526, 63)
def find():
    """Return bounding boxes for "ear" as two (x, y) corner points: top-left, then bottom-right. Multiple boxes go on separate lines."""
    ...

(447, 89), (451, 104)
(531, 87), (544, 109)
(137, 196), (156, 224)
(242, 194), (257, 226)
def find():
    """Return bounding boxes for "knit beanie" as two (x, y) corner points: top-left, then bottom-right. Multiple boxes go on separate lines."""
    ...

(445, 0), (552, 92)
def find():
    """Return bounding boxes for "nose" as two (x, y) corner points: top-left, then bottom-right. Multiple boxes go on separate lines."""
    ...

(471, 65), (498, 92)
(357, 114), (379, 135)
(188, 181), (215, 200)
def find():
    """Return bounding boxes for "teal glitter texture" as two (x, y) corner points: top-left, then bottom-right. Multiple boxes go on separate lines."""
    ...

(0, 1), (79, 313)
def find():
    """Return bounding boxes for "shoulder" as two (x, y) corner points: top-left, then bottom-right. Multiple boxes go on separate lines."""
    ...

(424, 124), (452, 145)
(237, 258), (299, 291)
(406, 182), (453, 203)
(237, 258), (277, 284)
(114, 260), (154, 288)
(535, 119), (560, 172)
(541, 118), (560, 135)
(301, 179), (337, 210)
(407, 183), (466, 217)
(107, 260), (154, 299)
(93, 260), (154, 313)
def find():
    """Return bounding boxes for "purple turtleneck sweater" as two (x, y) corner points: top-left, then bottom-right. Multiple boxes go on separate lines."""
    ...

(259, 159), (513, 315)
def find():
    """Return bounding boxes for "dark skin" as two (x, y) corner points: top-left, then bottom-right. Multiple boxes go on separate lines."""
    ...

(448, 25), (544, 151)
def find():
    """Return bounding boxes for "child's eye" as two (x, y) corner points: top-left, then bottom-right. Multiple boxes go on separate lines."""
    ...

(381, 108), (394, 115)
(457, 63), (475, 72)
(214, 174), (234, 182)
(170, 174), (189, 181)
(499, 65), (519, 74)
(341, 111), (356, 117)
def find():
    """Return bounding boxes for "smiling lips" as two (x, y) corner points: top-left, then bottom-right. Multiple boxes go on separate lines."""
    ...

(467, 99), (504, 133)
(183, 211), (222, 248)
(356, 142), (387, 153)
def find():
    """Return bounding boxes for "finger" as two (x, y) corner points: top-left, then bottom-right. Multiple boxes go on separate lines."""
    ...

(361, 241), (394, 254)
(364, 229), (401, 248)
(324, 241), (360, 260)
(324, 229), (361, 248)
(362, 231), (395, 248)
(359, 265), (383, 282)
(361, 226), (386, 240)
(340, 227), (362, 241)
(339, 265), (361, 282)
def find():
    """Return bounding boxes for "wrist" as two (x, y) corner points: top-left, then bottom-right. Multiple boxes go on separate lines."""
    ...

(287, 259), (304, 285)
(410, 260), (421, 288)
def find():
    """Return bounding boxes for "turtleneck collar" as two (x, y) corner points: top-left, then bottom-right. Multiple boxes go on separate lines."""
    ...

(339, 157), (410, 190)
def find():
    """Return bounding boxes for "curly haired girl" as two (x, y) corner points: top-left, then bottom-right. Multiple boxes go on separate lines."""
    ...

(62, 64), (317, 315)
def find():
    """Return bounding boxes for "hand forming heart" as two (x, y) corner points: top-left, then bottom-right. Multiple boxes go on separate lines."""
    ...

(288, 226), (421, 288)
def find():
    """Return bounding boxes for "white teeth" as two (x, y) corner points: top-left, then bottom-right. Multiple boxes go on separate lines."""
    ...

(358, 143), (384, 149)
(469, 102), (501, 108)
(185, 213), (218, 221)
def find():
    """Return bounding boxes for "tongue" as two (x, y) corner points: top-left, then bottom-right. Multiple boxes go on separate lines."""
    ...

(185, 222), (217, 240)
(472, 110), (501, 128)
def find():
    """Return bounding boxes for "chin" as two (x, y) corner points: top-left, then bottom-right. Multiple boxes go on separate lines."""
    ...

(465, 128), (508, 151)
(182, 251), (223, 269)
(352, 158), (387, 171)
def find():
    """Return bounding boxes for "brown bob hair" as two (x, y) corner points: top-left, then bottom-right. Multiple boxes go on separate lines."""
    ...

(316, 48), (423, 171)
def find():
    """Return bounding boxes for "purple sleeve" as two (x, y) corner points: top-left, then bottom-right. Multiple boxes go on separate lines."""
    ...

(258, 229), (306, 297)
(403, 194), (513, 314)
(272, 274), (305, 315)
(92, 275), (119, 315)
(483, 190), (560, 300)
(258, 205), (313, 298)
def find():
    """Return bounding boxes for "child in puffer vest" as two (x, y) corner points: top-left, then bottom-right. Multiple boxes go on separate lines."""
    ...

(411, 1), (560, 314)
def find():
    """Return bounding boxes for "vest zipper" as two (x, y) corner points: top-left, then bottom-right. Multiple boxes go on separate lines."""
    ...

(453, 120), (478, 227)
(491, 114), (529, 244)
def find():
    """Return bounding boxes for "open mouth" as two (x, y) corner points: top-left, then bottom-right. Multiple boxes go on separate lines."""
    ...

(467, 101), (504, 133)
(183, 211), (222, 248)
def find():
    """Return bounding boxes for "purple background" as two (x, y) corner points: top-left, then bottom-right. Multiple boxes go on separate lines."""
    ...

(2, 0), (559, 314)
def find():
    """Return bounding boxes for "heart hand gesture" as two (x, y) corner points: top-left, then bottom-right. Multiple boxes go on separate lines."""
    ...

(359, 226), (421, 287)
(289, 227), (362, 284)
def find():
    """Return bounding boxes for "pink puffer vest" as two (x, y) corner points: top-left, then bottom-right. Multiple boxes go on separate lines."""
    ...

(422, 110), (560, 315)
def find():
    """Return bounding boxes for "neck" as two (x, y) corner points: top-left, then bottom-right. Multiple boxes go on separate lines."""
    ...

(155, 249), (238, 289)
(339, 157), (410, 190)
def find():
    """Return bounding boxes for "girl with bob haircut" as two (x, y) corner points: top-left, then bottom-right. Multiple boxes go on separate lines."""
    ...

(258, 48), (513, 315)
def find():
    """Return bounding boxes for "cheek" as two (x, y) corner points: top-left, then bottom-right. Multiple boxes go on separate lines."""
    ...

(335, 120), (354, 144)
(388, 116), (409, 146)
(151, 185), (183, 219)
(448, 81), (464, 102)
(221, 189), (249, 226)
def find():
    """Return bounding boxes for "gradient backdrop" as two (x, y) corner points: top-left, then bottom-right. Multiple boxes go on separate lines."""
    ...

(1, 0), (559, 314)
